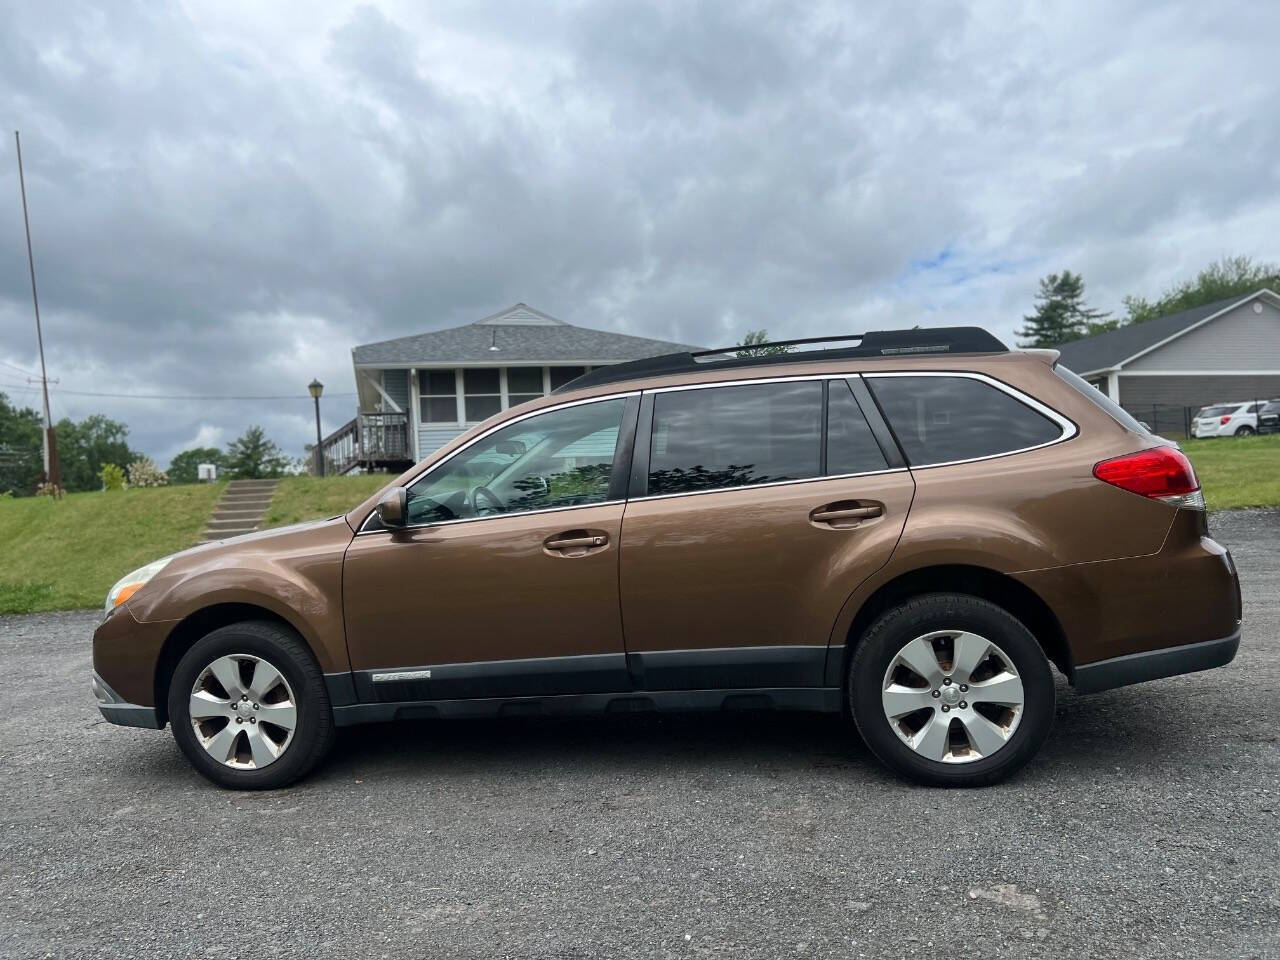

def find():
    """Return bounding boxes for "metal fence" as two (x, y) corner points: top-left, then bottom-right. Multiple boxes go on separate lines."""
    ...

(1120, 399), (1276, 439)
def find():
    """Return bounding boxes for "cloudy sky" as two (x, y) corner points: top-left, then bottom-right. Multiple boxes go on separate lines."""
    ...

(1, 0), (1277, 465)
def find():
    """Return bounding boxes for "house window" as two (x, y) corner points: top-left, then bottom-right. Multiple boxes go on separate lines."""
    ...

(464, 368), (502, 422)
(507, 367), (545, 408)
(549, 366), (586, 390)
(420, 370), (458, 423)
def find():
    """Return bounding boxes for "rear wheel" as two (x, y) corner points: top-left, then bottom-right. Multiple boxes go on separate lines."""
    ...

(1235, 425), (1255, 437)
(168, 621), (334, 789)
(848, 593), (1055, 787)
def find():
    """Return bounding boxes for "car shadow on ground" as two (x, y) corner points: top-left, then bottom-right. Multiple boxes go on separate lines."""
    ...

(312, 676), (1231, 787)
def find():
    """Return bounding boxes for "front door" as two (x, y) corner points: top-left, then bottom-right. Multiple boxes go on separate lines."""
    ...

(619, 377), (915, 690)
(343, 395), (637, 703)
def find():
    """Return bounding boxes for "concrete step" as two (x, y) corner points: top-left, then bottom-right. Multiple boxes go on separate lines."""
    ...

(218, 496), (273, 507)
(227, 479), (278, 489)
(205, 518), (263, 531)
(211, 508), (265, 519)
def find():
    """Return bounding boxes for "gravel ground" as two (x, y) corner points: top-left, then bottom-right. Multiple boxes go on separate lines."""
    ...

(2, 510), (1278, 959)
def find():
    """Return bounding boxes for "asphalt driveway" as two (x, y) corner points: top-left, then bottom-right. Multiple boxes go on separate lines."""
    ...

(1, 510), (1278, 959)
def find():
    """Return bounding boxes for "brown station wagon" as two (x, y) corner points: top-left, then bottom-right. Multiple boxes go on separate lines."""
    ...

(92, 328), (1242, 789)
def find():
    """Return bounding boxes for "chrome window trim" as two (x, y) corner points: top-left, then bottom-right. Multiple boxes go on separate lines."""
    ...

(861, 370), (1077, 469)
(356, 369), (1077, 530)
(357, 391), (638, 534)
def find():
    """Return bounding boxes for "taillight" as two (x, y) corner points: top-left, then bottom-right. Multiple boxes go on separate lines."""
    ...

(1093, 446), (1205, 509)
(1220, 415), (1231, 424)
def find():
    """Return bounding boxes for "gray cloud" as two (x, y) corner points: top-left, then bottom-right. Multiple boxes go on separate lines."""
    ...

(1, 0), (1276, 464)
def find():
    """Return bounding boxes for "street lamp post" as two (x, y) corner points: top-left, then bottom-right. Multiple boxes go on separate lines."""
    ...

(308, 379), (325, 476)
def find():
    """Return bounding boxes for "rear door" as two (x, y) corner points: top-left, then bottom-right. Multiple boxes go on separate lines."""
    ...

(618, 376), (914, 690)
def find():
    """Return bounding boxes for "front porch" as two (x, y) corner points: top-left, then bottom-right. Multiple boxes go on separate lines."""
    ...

(336, 363), (595, 470)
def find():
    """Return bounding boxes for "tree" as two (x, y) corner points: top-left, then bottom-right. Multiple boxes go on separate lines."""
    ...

(168, 447), (227, 484)
(224, 426), (291, 479)
(1122, 255), (1280, 325)
(54, 414), (139, 493)
(0, 392), (44, 496)
(737, 329), (793, 357)
(1017, 271), (1113, 348)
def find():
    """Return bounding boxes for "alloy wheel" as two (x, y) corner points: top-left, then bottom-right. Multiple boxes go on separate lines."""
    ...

(880, 629), (1025, 763)
(188, 654), (298, 769)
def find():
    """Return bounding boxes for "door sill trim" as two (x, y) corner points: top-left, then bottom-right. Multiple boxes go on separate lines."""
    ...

(331, 687), (841, 727)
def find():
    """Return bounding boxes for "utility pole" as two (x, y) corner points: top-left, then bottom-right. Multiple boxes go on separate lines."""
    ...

(14, 130), (59, 487)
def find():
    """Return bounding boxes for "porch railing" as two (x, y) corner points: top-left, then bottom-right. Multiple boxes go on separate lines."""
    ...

(318, 412), (410, 474)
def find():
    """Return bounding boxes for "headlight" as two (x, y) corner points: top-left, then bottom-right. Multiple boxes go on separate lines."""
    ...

(104, 557), (172, 618)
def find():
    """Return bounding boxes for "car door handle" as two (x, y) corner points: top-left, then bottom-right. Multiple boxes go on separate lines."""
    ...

(543, 531), (609, 556)
(810, 503), (884, 526)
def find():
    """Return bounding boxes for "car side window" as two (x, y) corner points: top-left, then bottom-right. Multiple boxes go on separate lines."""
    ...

(827, 379), (889, 474)
(647, 381), (822, 495)
(867, 375), (1062, 466)
(404, 397), (627, 524)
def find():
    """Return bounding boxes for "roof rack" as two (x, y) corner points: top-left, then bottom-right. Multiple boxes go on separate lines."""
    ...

(557, 327), (1008, 393)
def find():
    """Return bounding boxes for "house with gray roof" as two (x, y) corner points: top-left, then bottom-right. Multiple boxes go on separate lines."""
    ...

(1055, 288), (1280, 422)
(323, 303), (699, 472)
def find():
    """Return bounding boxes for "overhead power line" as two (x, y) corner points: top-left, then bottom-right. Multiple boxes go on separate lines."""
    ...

(46, 387), (357, 401)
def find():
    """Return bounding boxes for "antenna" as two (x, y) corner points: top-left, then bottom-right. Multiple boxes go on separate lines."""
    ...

(14, 130), (60, 488)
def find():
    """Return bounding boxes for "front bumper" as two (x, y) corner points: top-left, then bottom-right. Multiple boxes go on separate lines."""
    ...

(1072, 628), (1240, 694)
(92, 671), (163, 729)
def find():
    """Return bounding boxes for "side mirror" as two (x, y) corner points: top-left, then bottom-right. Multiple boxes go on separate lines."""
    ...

(376, 486), (408, 527)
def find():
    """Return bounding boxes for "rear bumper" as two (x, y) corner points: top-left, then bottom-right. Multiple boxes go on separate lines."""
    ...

(92, 671), (163, 729)
(1072, 628), (1240, 694)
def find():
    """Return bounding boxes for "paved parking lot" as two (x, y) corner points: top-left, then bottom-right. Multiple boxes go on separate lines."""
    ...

(2, 510), (1278, 959)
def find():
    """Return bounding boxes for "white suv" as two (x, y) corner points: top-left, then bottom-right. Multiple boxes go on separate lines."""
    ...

(1191, 401), (1265, 438)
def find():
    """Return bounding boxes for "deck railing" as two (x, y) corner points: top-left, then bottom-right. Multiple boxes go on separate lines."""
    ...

(318, 412), (410, 474)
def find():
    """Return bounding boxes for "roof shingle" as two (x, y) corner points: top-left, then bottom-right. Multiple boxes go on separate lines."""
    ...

(352, 303), (701, 365)
(1054, 294), (1252, 374)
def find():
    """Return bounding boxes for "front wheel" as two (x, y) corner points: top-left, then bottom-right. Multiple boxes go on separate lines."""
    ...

(848, 593), (1055, 787)
(168, 621), (335, 789)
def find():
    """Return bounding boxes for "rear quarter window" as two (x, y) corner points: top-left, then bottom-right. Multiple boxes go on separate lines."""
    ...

(867, 374), (1064, 466)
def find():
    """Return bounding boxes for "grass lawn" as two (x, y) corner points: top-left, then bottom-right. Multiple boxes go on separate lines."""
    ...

(0, 483), (225, 615)
(261, 474), (388, 528)
(1180, 434), (1280, 510)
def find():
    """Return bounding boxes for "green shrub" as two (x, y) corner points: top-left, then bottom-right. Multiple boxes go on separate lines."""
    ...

(100, 463), (127, 491)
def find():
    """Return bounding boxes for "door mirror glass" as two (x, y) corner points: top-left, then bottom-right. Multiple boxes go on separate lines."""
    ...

(375, 486), (408, 527)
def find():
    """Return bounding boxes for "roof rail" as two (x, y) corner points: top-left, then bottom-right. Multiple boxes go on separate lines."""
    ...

(558, 327), (1008, 393)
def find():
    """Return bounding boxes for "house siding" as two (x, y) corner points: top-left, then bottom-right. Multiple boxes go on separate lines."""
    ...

(381, 369), (410, 412)
(418, 425), (467, 456)
(1125, 300), (1280, 371)
(1118, 374), (1280, 412)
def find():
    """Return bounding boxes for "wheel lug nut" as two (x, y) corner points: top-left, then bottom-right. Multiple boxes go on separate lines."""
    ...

(931, 690), (941, 699)
(249, 717), (256, 724)
(241, 695), (248, 701)
(941, 705), (950, 713)
(943, 678), (952, 685)
(959, 701), (968, 709)
(235, 718), (243, 724)
(253, 703), (259, 710)
(960, 684), (968, 692)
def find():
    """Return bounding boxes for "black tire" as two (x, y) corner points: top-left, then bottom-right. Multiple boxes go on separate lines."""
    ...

(1234, 426), (1255, 437)
(847, 593), (1054, 787)
(168, 621), (334, 789)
